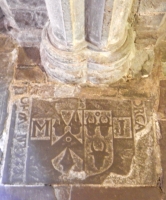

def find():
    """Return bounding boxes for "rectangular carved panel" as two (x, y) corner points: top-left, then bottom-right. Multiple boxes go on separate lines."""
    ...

(2, 98), (159, 187)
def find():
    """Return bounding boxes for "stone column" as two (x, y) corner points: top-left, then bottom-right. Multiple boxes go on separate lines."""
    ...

(41, 0), (135, 85)
(86, 0), (135, 84)
(86, 0), (134, 51)
(45, 0), (85, 50)
(41, 0), (87, 84)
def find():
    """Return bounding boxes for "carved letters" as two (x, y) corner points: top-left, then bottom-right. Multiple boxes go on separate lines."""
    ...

(132, 100), (147, 133)
(3, 97), (30, 184)
(113, 117), (132, 138)
(31, 118), (51, 140)
(3, 98), (151, 185)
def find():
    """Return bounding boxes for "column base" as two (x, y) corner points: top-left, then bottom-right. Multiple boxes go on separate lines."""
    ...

(41, 23), (135, 85)
(40, 23), (87, 84)
(87, 29), (135, 85)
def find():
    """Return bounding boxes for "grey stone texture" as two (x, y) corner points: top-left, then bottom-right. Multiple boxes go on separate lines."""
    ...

(0, 186), (55, 200)
(5, 0), (48, 46)
(2, 97), (159, 186)
(71, 187), (161, 200)
(0, 35), (17, 136)
(17, 47), (41, 66)
(11, 10), (48, 29)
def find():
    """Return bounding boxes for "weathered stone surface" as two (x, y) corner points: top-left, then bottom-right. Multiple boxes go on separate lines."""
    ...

(136, 14), (163, 43)
(28, 84), (80, 98)
(0, 90), (8, 137)
(85, 0), (113, 48)
(139, 0), (166, 14)
(0, 7), (5, 32)
(54, 186), (71, 200)
(0, 35), (16, 54)
(12, 86), (28, 95)
(0, 186), (55, 200)
(15, 66), (46, 83)
(18, 47), (41, 66)
(71, 186), (161, 200)
(137, 14), (164, 30)
(86, 0), (133, 50)
(130, 48), (155, 77)
(158, 81), (166, 118)
(10, 28), (42, 47)
(5, 0), (48, 46)
(159, 120), (166, 199)
(0, 7), (4, 20)
(41, 0), (135, 84)
(0, 35), (17, 190)
(0, 185), (161, 200)
(29, 84), (55, 97)
(0, 35), (17, 137)
(11, 10), (48, 29)
(1, 97), (160, 187)
(7, 0), (46, 9)
(44, 0), (85, 50)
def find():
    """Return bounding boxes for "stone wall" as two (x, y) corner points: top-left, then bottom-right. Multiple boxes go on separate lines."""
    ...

(0, 0), (165, 48)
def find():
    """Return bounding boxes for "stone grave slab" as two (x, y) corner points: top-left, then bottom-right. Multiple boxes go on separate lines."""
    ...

(1, 97), (160, 187)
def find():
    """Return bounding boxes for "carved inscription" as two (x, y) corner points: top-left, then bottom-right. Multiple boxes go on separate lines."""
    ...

(113, 117), (132, 138)
(31, 118), (51, 140)
(3, 98), (156, 186)
(3, 97), (30, 184)
(18, 97), (29, 124)
(27, 99), (136, 183)
(132, 100), (147, 133)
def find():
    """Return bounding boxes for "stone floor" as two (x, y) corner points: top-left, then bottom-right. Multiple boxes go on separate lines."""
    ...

(0, 34), (165, 200)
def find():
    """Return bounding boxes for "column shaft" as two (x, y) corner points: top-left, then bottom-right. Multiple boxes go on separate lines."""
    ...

(45, 0), (85, 50)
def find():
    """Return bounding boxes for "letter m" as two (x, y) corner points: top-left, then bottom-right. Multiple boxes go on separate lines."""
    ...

(31, 118), (51, 140)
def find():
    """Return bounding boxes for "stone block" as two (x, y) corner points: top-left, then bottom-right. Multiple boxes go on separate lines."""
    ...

(0, 7), (5, 32)
(12, 10), (34, 28)
(10, 28), (42, 47)
(15, 66), (46, 83)
(71, 187), (161, 200)
(139, 0), (166, 14)
(0, 36), (16, 136)
(18, 47), (41, 66)
(158, 81), (166, 118)
(161, 62), (166, 76)
(7, 0), (46, 10)
(136, 14), (164, 30)
(0, 35), (16, 54)
(130, 48), (155, 77)
(159, 120), (166, 198)
(0, 186), (55, 200)
(29, 84), (55, 97)
(34, 11), (48, 29)
(1, 98), (160, 187)
(0, 90), (8, 136)
(11, 9), (48, 29)
(12, 86), (28, 95)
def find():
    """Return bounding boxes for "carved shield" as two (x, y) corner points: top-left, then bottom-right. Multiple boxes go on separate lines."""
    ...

(27, 99), (136, 184)
(51, 109), (113, 177)
(84, 110), (113, 176)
